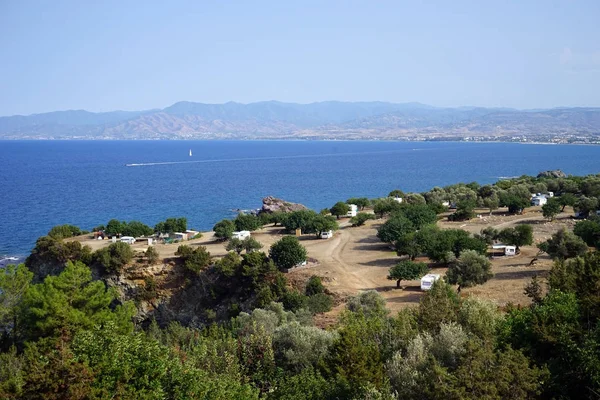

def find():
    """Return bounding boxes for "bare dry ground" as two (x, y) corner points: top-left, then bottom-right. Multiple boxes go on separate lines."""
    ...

(73, 206), (577, 316)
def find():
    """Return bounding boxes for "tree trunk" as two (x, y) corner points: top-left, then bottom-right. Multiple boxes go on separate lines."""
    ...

(396, 280), (401, 289)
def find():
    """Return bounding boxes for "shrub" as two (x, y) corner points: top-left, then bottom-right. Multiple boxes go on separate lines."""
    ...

(346, 290), (387, 318)
(48, 224), (82, 240)
(306, 293), (333, 314)
(94, 242), (134, 273)
(350, 212), (375, 227)
(305, 275), (325, 296)
(145, 246), (160, 264)
(175, 245), (211, 274)
(281, 290), (308, 312)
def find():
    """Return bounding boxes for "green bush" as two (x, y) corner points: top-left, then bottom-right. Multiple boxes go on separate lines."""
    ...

(94, 242), (134, 273)
(305, 276), (325, 296)
(306, 293), (333, 314)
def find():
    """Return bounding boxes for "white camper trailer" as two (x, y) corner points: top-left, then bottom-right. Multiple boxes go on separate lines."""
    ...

(504, 245), (517, 256)
(420, 274), (441, 291)
(232, 231), (251, 240)
(346, 204), (358, 217)
(120, 236), (136, 244)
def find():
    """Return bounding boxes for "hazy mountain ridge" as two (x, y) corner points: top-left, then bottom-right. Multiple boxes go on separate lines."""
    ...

(1, 101), (599, 139)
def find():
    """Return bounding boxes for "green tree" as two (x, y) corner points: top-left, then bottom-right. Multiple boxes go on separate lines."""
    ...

(418, 280), (460, 332)
(269, 236), (307, 271)
(242, 236), (263, 253)
(404, 193), (427, 205)
(281, 210), (319, 233)
(48, 224), (82, 240)
(22, 261), (134, 339)
(227, 237), (263, 254)
(175, 245), (212, 273)
(105, 219), (125, 236)
(213, 219), (236, 240)
(347, 197), (370, 210)
(542, 198), (562, 221)
(538, 228), (588, 260)
(214, 251), (242, 277)
(387, 260), (428, 289)
(573, 219), (600, 248)
(388, 189), (405, 198)
(446, 249), (493, 288)
(330, 202), (350, 219)
(154, 217), (187, 234)
(121, 221), (154, 237)
(234, 213), (262, 231)
(558, 192), (577, 211)
(93, 241), (134, 273)
(0, 263), (33, 344)
(575, 196), (599, 218)
(226, 238), (245, 255)
(372, 198), (403, 218)
(309, 214), (338, 235)
(477, 226), (498, 245)
(349, 212), (375, 227)
(498, 224), (533, 251)
(376, 214), (414, 243)
(499, 192), (530, 214)
(402, 203), (438, 228)
(449, 199), (476, 221)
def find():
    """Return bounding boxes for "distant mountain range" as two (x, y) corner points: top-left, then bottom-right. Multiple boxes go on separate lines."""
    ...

(1, 101), (599, 140)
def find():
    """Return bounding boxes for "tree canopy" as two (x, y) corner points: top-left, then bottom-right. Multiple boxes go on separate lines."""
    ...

(387, 260), (428, 289)
(269, 236), (307, 271)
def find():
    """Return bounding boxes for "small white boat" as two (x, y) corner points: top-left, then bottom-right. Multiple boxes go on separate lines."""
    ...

(189, 149), (192, 157)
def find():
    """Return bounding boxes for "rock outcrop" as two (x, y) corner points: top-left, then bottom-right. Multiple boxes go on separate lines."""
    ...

(260, 196), (308, 214)
(537, 170), (567, 178)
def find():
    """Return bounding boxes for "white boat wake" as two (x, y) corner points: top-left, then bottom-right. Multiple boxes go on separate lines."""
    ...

(125, 150), (404, 167)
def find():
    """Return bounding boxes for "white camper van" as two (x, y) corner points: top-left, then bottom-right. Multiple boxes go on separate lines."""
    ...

(420, 274), (441, 291)
(120, 236), (136, 244)
(346, 204), (358, 217)
(232, 231), (251, 240)
(320, 230), (334, 239)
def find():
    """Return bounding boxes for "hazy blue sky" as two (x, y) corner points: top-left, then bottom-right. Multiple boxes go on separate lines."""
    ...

(1, 1), (599, 115)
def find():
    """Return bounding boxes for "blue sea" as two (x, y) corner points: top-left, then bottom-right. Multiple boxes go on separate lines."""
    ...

(1, 140), (600, 258)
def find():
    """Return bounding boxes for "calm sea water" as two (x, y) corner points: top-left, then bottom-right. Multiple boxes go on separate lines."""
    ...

(1, 140), (600, 257)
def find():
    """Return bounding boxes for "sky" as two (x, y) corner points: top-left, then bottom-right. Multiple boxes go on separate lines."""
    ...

(1, 0), (599, 116)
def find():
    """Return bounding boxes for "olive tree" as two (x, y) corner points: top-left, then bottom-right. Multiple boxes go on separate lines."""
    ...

(445, 250), (492, 288)
(387, 260), (428, 289)
(330, 202), (350, 219)
(269, 236), (307, 271)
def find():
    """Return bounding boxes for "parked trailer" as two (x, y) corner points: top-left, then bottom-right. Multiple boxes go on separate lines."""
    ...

(420, 274), (441, 291)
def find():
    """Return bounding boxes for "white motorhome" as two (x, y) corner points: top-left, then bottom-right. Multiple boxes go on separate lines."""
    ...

(320, 230), (334, 239)
(120, 236), (136, 244)
(531, 196), (548, 206)
(420, 274), (441, 291)
(347, 204), (358, 217)
(232, 231), (251, 240)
